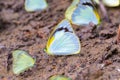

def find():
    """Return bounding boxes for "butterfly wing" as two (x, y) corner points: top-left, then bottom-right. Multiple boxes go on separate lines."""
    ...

(46, 19), (74, 50)
(50, 75), (72, 80)
(65, 0), (80, 23)
(49, 32), (80, 55)
(80, 0), (93, 4)
(25, 0), (48, 12)
(45, 19), (80, 55)
(12, 50), (35, 75)
(103, 0), (120, 7)
(94, 0), (120, 7)
(72, 3), (100, 26)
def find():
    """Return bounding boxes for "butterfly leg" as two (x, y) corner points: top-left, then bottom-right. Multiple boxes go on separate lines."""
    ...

(89, 22), (101, 37)
(88, 22), (97, 33)
(81, 22), (96, 33)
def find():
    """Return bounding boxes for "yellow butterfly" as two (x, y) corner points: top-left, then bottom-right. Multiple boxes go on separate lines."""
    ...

(44, 19), (81, 55)
(12, 50), (35, 75)
(65, 0), (101, 26)
(49, 75), (72, 80)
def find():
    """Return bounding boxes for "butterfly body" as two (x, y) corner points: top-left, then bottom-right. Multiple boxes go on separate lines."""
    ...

(45, 19), (80, 55)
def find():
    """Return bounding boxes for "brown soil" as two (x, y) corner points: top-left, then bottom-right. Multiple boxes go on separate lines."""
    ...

(0, 0), (120, 80)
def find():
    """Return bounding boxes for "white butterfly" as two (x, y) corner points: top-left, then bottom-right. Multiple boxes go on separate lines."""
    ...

(44, 19), (81, 55)
(25, 0), (48, 12)
(65, 0), (101, 26)
(94, 0), (120, 7)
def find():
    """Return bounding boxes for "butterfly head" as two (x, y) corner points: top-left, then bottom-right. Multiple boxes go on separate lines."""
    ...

(44, 46), (53, 55)
(44, 47), (47, 53)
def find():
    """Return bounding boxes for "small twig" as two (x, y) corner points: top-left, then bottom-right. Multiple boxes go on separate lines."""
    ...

(116, 24), (120, 43)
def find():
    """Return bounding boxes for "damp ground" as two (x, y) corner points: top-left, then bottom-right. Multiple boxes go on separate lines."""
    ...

(0, 0), (120, 80)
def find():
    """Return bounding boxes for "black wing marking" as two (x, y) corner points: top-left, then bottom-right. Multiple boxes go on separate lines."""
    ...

(82, 2), (93, 7)
(54, 27), (73, 34)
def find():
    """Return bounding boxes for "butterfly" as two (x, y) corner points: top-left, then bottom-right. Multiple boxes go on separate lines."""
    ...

(12, 50), (35, 75)
(25, 0), (48, 12)
(49, 75), (72, 80)
(44, 19), (81, 55)
(94, 0), (120, 7)
(65, 0), (101, 26)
